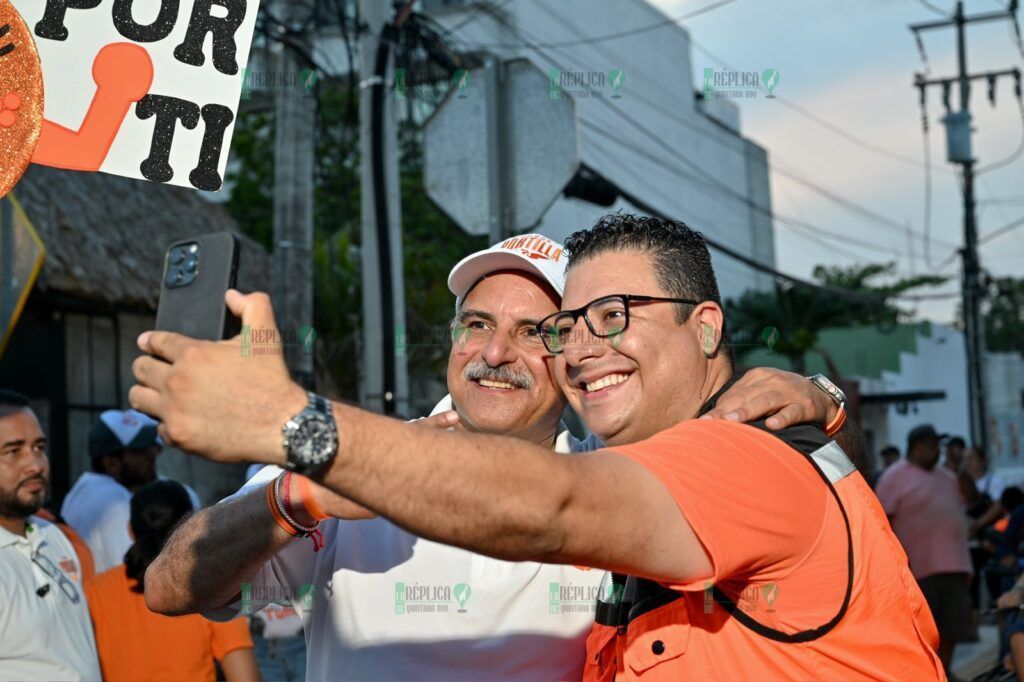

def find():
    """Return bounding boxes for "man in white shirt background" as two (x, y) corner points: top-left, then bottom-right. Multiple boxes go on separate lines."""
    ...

(61, 409), (199, 573)
(145, 236), (839, 681)
(0, 389), (100, 681)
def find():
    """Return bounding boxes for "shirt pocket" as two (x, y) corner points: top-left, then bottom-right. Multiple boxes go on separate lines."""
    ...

(583, 623), (618, 682)
(624, 598), (691, 675)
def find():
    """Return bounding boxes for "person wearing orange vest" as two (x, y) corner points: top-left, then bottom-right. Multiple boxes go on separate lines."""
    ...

(130, 213), (945, 680)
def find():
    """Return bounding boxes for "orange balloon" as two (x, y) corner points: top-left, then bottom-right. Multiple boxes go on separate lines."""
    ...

(0, 0), (43, 197)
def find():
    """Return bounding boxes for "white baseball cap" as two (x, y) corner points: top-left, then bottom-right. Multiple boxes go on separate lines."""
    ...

(88, 409), (163, 460)
(448, 234), (567, 310)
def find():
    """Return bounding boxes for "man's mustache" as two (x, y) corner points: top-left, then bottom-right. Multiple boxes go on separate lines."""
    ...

(463, 362), (533, 389)
(18, 475), (48, 491)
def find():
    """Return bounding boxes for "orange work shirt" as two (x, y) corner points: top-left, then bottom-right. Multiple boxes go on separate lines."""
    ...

(584, 419), (944, 681)
(85, 564), (253, 682)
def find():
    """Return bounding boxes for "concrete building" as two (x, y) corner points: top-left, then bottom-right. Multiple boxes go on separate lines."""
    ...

(243, 0), (777, 300)
(422, 0), (777, 300)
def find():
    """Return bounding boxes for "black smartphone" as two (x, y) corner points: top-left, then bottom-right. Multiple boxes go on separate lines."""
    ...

(155, 232), (241, 341)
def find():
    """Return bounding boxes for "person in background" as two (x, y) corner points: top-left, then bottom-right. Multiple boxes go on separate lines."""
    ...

(968, 446), (1008, 534)
(0, 389), (100, 681)
(870, 444), (901, 488)
(61, 409), (199, 573)
(881, 444), (901, 469)
(965, 445), (1008, 615)
(994, 572), (1024, 678)
(945, 436), (966, 474)
(85, 479), (258, 682)
(876, 423), (973, 674)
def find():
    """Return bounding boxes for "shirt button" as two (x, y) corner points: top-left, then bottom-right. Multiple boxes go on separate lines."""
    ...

(651, 640), (665, 655)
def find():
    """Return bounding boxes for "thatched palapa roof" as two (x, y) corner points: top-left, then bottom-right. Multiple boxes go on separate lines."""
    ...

(13, 166), (270, 310)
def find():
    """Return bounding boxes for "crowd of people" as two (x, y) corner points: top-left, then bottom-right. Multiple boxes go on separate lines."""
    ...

(874, 427), (1024, 677)
(0, 397), (261, 680)
(0, 213), (1005, 681)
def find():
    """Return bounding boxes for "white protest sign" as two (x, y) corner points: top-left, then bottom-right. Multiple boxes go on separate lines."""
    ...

(12, 0), (259, 192)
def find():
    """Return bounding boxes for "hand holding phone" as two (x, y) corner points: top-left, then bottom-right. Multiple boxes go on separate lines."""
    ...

(155, 232), (240, 341)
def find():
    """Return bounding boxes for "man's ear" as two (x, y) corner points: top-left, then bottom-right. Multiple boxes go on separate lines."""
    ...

(693, 303), (725, 358)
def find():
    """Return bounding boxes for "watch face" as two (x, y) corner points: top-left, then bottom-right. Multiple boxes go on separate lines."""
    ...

(813, 375), (846, 404)
(291, 413), (338, 465)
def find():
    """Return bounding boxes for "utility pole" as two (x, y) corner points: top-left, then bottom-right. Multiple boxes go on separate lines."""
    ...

(484, 56), (511, 244)
(911, 0), (1023, 452)
(272, 1), (316, 388)
(358, 0), (410, 416)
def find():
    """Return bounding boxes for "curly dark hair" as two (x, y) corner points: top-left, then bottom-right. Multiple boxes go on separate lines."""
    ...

(564, 213), (730, 358)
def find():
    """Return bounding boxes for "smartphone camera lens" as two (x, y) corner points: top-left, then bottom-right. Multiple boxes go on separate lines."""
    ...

(171, 249), (186, 265)
(184, 256), (198, 273)
(166, 269), (184, 287)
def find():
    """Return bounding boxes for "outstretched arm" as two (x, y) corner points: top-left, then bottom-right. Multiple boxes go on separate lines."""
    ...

(130, 292), (832, 585)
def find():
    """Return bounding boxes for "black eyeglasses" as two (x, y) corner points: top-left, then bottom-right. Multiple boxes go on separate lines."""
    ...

(31, 547), (81, 604)
(536, 294), (698, 354)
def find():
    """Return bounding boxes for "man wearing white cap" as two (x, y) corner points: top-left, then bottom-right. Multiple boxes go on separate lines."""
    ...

(61, 409), (199, 573)
(144, 235), (837, 680)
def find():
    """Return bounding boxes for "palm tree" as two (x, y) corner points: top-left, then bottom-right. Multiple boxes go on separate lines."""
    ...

(726, 263), (947, 373)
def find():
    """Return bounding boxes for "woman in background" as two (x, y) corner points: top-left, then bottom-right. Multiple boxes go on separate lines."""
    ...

(85, 480), (260, 681)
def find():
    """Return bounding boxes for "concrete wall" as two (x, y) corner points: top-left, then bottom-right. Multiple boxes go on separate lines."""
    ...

(429, 0), (777, 300)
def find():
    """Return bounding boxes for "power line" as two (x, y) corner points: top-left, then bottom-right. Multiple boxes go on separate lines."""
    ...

(687, 37), (956, 175)
(456, 0), (740, 50)
(579, 118), (925, 264)
(979, 213), (1024, 243)
(446, 4), (955, 299)
(442, 0), (513, 38)
(919, 0), (954, 17)
(604, 171), (959, 302)
(507, 0), (954, 256)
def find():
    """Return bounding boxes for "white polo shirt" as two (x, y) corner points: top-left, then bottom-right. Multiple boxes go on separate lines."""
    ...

(62, 472), (202, 574)
(0, 516), (100, 681)
(217, 396), (606, 681)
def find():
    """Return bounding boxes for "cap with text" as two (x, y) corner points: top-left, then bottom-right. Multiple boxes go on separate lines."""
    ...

(448, 234), (566, 310)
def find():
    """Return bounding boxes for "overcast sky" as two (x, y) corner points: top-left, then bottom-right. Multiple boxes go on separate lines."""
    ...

(647, 0), (1024, 322)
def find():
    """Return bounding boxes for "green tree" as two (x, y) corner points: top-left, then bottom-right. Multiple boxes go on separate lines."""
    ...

(726, 263), (947, 373)
(985, 276), (1024, 355)
(224, 82), (485, 408)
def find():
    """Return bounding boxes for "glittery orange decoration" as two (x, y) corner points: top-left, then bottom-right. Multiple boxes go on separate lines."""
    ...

(0, 1), (43, 197)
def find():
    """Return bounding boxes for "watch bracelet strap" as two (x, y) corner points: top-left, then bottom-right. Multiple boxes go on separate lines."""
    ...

(283, 391), (335, 473)
(825, 403), (847, 438)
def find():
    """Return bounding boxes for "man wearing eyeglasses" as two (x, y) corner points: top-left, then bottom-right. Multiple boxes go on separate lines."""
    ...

(0, 390), (100, 681)
(140, 233), (840, 681)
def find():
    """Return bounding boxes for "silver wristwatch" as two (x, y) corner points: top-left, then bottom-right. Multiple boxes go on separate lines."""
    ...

(808, 374), (847, 409)
(282, 391), (339, 475)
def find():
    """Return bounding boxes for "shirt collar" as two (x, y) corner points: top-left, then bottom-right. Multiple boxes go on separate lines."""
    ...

(0, 514), (42, 549)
